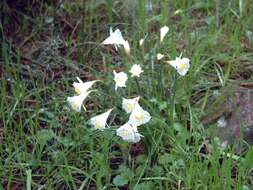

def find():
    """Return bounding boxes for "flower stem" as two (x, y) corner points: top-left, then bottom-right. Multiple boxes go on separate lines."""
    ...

(122, 143), (129, 165)
(134, 77), (141, 95)
(170, 72), (177, 127)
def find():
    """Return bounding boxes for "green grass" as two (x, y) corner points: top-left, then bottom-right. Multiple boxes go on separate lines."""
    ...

(1, 0), (253, 189)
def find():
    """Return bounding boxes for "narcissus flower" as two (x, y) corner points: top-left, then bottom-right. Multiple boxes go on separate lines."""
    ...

(67, 91), (92, 112)
(116, 123), (143, 143)
(160, 26), (169, 42)
(102, 27), (126, 46)
(122, 97), (140, 113)
(129, 104), (151, 127)
(166, 57), (190, 76)
(157, 53), (164, 60)
(129, 64), (143, 77)
(123, 40), (130, 55)
(73, 77), (99, 95)
(139, 38), (144, 46)
(90, 109), (113, 130)
(174, 9), (183, 15)
(113, 70), (128, 90)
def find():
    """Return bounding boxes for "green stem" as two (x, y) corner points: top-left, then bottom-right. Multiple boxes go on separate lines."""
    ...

(170, 72), (177, 127)
(134, 77), (141, 95)
(122, 143), (129, 165)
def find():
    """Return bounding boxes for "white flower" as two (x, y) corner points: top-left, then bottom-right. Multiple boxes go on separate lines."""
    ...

(157, 53), (164, 60)
(122, 97), (140, 113)
(217, 116), (227, 128)
(73, 77), (99, 95)
(113, 70), (128, 90)
(102, 27), (126, 46)
(116, 123), (143, 143)
(129, 104), (151, 127)
(67, 91), (91, 112)
(123, 40), (130, 55)
(160, 26), (169, 42)
(90, 109), (113, 130)
(139, 38), (144, 46)
(167, 57), (190, 76)
(129, 64), (143, 77)
(174, 9), (183, 15)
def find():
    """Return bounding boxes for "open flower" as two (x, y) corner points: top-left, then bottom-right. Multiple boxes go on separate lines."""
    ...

(129, 64), (143, 77)
(123, 40), (130, 55)
(102, 27), (126, 46)
(116, 123), (143, 143)
(166, 57), (190, 76)
(90, 109), (113, 130)
(113, 70), (128, 90)
(122, 97), (140, 113)
(160, 26), (169, 42)
(157, 53), (164, 60)
(67, 91), (91, 112)
(129, 104), (151, 127)
(73, 77), (99, 95)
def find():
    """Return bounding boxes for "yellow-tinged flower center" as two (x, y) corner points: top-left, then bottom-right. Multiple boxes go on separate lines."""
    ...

(95, 120), (103, 129)
(75, 87), (81, 94)
(116, 76), (124, 83)
(126, 103), (134, 111)
(120, 130), (129, 138)
(135, 112), (144, 122)
(71, 101), (79, 110)
(178, 63), (187, 71)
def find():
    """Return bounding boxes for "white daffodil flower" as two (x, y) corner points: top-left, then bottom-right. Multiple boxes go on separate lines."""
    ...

(123, 40), (130, 55)
(113, 70), (128, 90)
(73, 77), (99, 95)
(116, 123), (143, 143)
(174, 9), (183, 15)
(129, 64), (143, 77)
(139, 38), (144, 46)
(129, 104), (151, 127)
(90, 109), (113, 130)
(167, 57), (190, 76)
(67, 91), (91, 112)
(160, 26), (169, 42)
(157, 53), (164, 60)
(122, 97), (140, 113)
(102, 27), (126, 46)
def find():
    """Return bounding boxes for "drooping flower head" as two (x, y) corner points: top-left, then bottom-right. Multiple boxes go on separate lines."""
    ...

(129, 64), (143, 77)
(90, 109), (113, 130)
(157, 53), (164, 60)
(116, 123), (143, 143)
(102, 28), (126, 46)
(167, 57), (190, 76)
(113, 70), (128, 90)
(139, 38), (144, 46)
(67, 91), (92, 112)
(73, 77), (99, 95)
(123, 40), (130, 55)
(122, 97), (140, 114)
(129, 104), (151, 127)
(160, 26), (169, 42)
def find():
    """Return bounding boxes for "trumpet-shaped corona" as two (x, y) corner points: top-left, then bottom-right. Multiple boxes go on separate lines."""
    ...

(73, 77), (99, 95)
(167, 57), (190, 76)
(129, 104), (151, 127)
(90, 109), (113, 130)
(116, 123), (142, 143)
(67, 91), (91, 112)
(122, 97), (140, 113)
